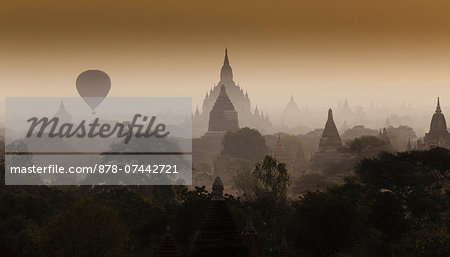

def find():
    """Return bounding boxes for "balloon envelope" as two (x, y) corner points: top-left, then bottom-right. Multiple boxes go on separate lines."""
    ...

(76, 70), (111, 112)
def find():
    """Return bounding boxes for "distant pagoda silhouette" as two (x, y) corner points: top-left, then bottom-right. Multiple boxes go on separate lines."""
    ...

(54, 100), (72, 123)
(190, 177), (248, 257)
(242, 208), (261, 257)
(319, 109), (342, 150)
(418, 97), (450, 149)
(272, 134), (292, 171)
(311, 109), (349, 172)
(379, 128), (392, 147)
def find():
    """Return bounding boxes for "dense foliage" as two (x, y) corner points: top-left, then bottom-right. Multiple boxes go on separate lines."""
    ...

(1, 148), (449, 257)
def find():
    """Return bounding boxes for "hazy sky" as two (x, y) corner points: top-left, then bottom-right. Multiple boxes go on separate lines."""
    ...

(1, 0), (450, 113)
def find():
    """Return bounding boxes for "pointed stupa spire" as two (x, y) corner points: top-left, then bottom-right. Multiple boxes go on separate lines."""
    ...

(319, 108), (342, 149)
(195, 106), (200, 116)
(59, 99), (66, 110)
(54, 99), (72, 123)
(220, 48), (233, 82)
(328, 108), (333, 119)
(254, 105), (259, 116)
(429, 97), (448, 133)
(436, 97), (442, 113)
(157, 226), (181, 257)
(224, 48), (229, 65)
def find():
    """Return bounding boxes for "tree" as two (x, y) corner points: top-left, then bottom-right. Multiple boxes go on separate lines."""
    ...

(253, 155), (290, 201)
(31, 199), (127, 257)
(214, 154), (254, 193)
(348, 135), (393, 158)
(222, 127), (269, 163)
(342, 125), (378, 142)
(356, 148), (449, 224)
(291, 178), (376, 257)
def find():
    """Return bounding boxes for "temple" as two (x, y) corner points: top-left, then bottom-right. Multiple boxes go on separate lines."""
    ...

(196, 85), (240, 154)
(190, 177), (248, 257)
(379, 128), (392, 146)
(272, 134), (309, 177)
(208, 85), (239, 133)
(193, 49), (271, 137)
(319, 109), (342, 150)
(157, 226), (181, 257)
(311, 109), (348, 171)
(418, 98), (450, 149)
(281, 95), (302, 128)
(242, 208), (261, 257)
(54, 100), (72, 123)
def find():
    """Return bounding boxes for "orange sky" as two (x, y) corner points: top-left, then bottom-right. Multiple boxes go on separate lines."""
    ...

(1, 0), (450, 112)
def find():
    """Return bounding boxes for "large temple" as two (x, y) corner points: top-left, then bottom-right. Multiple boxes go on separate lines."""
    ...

(193, 49), (271, 137)
(418, 98), (450, 149)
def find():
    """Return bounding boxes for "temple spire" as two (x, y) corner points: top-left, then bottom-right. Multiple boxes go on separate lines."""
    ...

(224, 48), (229, 65)
(220, 48), (233, 82)
(436, 97), (442, 113)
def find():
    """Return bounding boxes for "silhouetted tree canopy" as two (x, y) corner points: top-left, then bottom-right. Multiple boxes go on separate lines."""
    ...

(221, 127), (269, 163)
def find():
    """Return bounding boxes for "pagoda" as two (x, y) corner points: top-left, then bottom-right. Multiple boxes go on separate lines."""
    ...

(190, 177), (248, 256)
(208, 85), (239, 133)
(157, 226), (181, 257)
(418, 97), (450, 149)
(310, 109), (347, 172)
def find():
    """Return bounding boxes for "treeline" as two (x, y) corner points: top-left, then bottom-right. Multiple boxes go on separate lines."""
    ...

(0, 147), (449, 257)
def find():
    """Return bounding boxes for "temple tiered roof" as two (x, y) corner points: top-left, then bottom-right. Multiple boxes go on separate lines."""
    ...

(207, 85), (240, 132)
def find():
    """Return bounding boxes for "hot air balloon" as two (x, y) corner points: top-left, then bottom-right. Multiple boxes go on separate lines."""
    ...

(76, 70), (111, 114)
